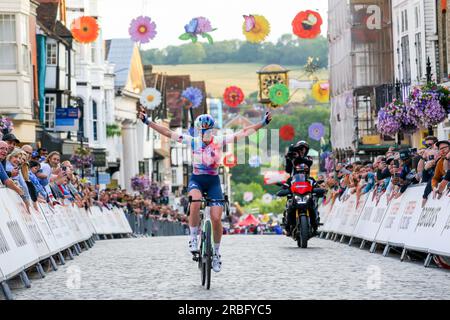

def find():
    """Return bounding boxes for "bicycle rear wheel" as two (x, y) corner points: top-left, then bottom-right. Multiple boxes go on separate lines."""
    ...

(205, 220), (212, 290)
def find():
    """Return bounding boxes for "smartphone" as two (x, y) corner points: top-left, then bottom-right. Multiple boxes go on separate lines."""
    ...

(429, 155), (435, 161)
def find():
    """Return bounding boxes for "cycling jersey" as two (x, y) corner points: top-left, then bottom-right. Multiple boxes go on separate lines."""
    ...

(172, 132), (235, 176)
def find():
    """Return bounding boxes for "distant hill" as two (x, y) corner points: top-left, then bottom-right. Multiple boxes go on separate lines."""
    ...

(141, 35), (328, 67)
(151, 63), (328, 102)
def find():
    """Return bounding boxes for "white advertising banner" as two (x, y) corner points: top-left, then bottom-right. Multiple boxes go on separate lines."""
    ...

(373, 196), (405, 245)
(427, 194), (450, 256)
(353, 191), (389, 241)
(30, 205), (60, 255)
(0, 189), (40, 279)
(386, 185), (425, 247)
(405, 194), (450, 254)
(335, 193), (368, 236)
(5, 190), (51, 260)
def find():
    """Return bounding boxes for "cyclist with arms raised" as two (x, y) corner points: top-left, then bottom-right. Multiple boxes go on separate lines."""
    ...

(138, 108), (272, 272)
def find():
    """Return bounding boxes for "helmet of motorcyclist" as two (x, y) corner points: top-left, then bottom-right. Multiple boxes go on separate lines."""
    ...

(291, 140), (310, 157)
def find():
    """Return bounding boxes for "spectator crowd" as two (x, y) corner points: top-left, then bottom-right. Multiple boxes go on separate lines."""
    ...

(320, 136), (450, 208)
(0, 130), (188, 233)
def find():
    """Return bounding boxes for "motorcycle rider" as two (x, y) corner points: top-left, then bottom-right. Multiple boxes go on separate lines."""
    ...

(282, 140), (320, 237)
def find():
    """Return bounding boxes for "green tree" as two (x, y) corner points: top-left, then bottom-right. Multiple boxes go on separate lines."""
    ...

(178, 43), (206, 64)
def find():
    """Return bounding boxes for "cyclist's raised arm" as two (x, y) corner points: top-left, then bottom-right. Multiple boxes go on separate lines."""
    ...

(226, 112), (272, 143)
(138, 107), (176, 140)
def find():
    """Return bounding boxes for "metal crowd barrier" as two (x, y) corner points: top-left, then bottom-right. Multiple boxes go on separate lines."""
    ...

(124, 213), (188, 237)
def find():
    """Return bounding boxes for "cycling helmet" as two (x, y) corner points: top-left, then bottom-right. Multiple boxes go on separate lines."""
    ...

(291, 140), (310, 156)
(194, 114), (216, 130)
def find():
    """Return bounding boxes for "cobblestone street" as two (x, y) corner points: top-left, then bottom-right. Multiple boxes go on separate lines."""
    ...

(7, 235), (450, 300)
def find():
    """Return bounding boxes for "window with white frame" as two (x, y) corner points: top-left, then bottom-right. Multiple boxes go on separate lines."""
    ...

(401, 35), (411, 82)
(46, 43), (57, 65)
(414, 6), (421, 29)
(20, 15), (29, 73)
(44, 95), (56, 129)
(91, 42), (97, 64)
(92, 100), (98, 141)
(415, 33), (423, 80)
(0, 14), (17, 70)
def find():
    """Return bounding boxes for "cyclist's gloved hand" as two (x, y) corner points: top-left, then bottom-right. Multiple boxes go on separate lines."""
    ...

(261, 111), (272, 127)
(138, 106), (151, 125)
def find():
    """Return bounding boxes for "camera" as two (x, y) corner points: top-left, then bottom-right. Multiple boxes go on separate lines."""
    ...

(398, 149), (413, 161)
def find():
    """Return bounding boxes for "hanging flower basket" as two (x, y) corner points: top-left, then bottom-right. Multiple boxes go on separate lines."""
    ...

(131, 175), (151, 193)
(70, 147), (94, 175)
(0, 116), (14, 138)
(377, 99), (405, 137)
(409, 84), (448, 128)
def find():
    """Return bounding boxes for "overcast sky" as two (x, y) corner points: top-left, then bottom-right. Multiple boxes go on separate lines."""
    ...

(98, 0), (328, 49)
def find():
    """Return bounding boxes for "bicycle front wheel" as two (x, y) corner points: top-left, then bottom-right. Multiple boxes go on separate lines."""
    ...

(205, 220), (212, 290)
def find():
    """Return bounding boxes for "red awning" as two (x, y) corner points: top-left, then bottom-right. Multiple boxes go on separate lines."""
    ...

(238, 214), (261, 227)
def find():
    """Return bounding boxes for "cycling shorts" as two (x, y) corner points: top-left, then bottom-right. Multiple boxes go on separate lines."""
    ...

(188, 174), (224, 207)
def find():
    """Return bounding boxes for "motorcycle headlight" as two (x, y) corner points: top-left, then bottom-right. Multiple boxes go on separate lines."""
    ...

(294, 195), (310, 203)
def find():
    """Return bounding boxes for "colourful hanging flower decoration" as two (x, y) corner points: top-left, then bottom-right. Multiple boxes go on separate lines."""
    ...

(0, 116), (14, 136)
(377, 99), (405, 137)
(224, 153), (237, 168)
(242, 14), (271, 43)
(269, 84), (290, 106)
(311, 81), (330, 103)
(71, 16), (99, 43)
(292, 10), (323, 39)
(179, 17), (216, 44)
(409, 86), (447, 128)
(140, 88), (162, 110)
(279, 125), (295, 141)
(308, 123), (325, 141)
(181, 87), (203, 109)
(129, 16), (157, 44)
(223, 86), (245, 107)
(131, 175), (151, 193)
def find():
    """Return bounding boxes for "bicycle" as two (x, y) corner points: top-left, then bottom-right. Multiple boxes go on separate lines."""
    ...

(187, 193), (230, 290)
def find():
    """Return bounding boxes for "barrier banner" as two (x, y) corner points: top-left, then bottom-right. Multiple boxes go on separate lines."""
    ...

(89, 206), (106, 235)
(427, 194), (450, 256)
(80, 208), (97, 235)
(405, 194), (450, 255)
(113, 207), (133, 233)
(387, 185), (425, 247)
(30, 205), (60, 255)
(48, 204), (77, 249)
(353, 191), (389, 241)
(335, 193), (369, 236)
(66, 203), (92, 241)
(373, 195), (405, 245)
(96, 207), (113, 235)
(0, 189), (40, 279)
(324, 191), (349, 233)
(61, 202), (84, 242)
(104, 208), (121, 234)
(87, 206), (102, 234)
(318, 198), (333, 227)
(5, 190), (51, 260)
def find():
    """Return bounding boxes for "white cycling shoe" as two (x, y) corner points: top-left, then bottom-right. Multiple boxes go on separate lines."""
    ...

(189, 238), (198, 253)
(212, 254), (222, 273)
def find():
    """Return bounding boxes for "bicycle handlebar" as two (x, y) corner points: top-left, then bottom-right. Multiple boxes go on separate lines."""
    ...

(187, 195), (231, 217)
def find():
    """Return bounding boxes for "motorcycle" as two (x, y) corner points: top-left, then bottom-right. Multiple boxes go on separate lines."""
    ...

(277, 165), (324, 248)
